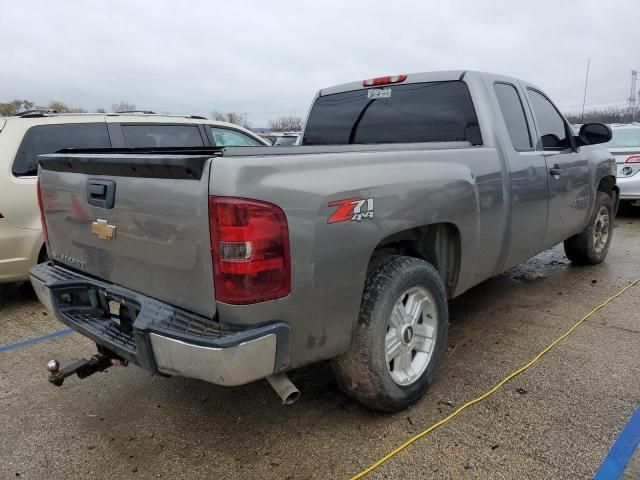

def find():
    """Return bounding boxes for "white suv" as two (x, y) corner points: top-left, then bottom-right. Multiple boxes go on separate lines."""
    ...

(0, 111), (268, 283)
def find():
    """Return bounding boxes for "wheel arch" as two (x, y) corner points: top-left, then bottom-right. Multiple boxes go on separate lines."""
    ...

(597, 174), (619, 210)
(369, 222), (461, 298)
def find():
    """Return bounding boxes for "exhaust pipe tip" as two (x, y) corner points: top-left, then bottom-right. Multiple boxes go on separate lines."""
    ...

(266, 373), (300, 405)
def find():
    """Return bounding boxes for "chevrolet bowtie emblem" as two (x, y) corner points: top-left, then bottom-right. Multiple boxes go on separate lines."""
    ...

(91, 219), (116, 240)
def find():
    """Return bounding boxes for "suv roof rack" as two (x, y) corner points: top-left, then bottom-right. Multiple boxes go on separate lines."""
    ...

(115, 110), (157, 114)
(15, 109), (59, 118)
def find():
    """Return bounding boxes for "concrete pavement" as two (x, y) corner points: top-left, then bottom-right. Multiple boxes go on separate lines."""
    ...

(1, 209), (639, 479)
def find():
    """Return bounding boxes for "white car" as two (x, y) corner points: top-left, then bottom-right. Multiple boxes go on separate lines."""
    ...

(0, 111), (268, 283)
(604, 123), (640, 206)
(265, 131), (301, 146)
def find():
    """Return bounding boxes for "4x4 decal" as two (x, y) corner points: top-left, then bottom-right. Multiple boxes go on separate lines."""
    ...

(327, 196), (374, 224)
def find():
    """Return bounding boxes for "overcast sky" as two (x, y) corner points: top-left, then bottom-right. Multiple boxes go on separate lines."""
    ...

(1, 0), (638, 126)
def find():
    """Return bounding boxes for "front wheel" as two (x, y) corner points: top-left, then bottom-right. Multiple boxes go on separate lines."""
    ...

(333, 256), (448, 412)
(564, 191), (614, 265)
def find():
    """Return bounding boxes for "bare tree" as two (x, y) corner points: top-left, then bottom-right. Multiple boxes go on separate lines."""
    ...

(268, 115), (303, 132)
(112, 101), (137, 112)
(211, 110), (251, 129)
(0, 99), (105, 116)
(0, 99), (35, 116)
(47, 101), (87, 113)
(564, 106), (640, 124)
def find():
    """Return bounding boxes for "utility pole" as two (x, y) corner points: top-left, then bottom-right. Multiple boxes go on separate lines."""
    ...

(629, 70), (638, 120)
(580, 58), (590, 124)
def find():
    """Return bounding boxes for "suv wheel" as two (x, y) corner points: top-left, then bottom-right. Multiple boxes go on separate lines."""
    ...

(333, 256), (448, 412)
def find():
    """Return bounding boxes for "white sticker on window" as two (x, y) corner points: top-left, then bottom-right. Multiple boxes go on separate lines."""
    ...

(367, 88), (392, 99)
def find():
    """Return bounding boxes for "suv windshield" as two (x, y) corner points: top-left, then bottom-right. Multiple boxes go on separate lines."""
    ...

(604, 127), (640, 148)
(274, 136), (297, 146)
(302, 81), (482, 146)
(210, 127), (260, 146)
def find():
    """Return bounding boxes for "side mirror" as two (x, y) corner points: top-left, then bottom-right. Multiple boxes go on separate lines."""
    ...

(577, 123), (612, 146)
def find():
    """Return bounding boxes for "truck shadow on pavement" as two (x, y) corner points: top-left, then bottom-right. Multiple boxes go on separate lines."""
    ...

(0, 281), (37, 311)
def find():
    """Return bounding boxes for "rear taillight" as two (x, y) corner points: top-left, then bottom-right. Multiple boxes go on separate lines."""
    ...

(209, 196), (290, 304)
(625, 155), (640, 163)
(36, 179), (49, 248)
(362, 74), (407, 87)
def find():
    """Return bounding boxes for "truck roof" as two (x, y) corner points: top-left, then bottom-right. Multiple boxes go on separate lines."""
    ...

(319, 70), (468, 96)
(317, 70), (537, 97)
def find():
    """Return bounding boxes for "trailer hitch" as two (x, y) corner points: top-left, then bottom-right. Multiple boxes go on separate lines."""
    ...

(46, 354), (128, 387)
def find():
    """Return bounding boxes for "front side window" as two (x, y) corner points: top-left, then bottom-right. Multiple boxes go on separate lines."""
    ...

(122, 124), (204, 148)
(303, 81), (482, 146)
(210, 127), (260, 146)
(494, 83), (532, 151)
(527, 89), (571, 150)
(13, 123), (111, 177)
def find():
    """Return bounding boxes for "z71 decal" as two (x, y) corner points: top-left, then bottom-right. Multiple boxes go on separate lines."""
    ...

(328, 196), (374, 224)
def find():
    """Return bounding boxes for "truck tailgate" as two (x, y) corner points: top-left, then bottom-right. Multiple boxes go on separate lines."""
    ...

(38, 153), (217, 318)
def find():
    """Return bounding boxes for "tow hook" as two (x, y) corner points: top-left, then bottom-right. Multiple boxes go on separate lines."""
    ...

(46, 354), (128, 387)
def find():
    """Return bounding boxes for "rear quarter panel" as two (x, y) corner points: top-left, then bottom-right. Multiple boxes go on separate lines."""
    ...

(210, 145), (504, 368)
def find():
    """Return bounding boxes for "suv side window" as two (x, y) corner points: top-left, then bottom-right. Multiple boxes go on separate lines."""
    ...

(210, 127), (260, 146)
(494, 83), (532, 151)
(13, 123), (111, 177)
(527, 89), (572, 150)
(121, 124), (204, 148)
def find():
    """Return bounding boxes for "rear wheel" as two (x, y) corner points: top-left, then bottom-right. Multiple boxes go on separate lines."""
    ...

(333, 256), (448, 412)
(564, 191), (613, 265)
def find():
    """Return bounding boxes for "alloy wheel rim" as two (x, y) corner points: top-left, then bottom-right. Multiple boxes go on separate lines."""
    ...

(385, 286), (437, 386)
(593, 206), (610, 254)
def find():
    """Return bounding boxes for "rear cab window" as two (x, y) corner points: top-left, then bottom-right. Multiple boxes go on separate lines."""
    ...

(493, 83), (533, 151)
(302, 81), (482, 146)
(13, 123), (111, 177)
(122, 124), (205, 148)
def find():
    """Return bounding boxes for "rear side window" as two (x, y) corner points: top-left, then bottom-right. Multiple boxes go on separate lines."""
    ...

(210, 127), (260, 146)
(494, 83), (532, 151)
(302, 81), (482, 146)
(13, 123), (111, 177)
(122, 124), (204, 148)
(527, 89), (571, 150)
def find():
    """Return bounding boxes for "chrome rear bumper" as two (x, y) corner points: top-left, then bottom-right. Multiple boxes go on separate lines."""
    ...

(30, 262), (289, 386)
(149, 333), (277, 386)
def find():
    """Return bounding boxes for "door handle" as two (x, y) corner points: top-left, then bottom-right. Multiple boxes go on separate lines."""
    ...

(89, 183), (107, 199)
(549, 164), (565, 176)
(87, 179), (116, 209)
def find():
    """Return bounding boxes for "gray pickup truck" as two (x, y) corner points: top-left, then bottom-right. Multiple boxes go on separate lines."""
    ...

(31, 70), (617, 412)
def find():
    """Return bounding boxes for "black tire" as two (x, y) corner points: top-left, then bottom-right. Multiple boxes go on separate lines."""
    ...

(333, 256), (448, 412)
(564, 191), (614, 265)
